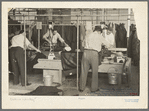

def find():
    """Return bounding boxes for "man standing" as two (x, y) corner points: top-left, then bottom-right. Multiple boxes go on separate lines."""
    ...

(10, 30), (41, 86)
(80, 26), (111, 92)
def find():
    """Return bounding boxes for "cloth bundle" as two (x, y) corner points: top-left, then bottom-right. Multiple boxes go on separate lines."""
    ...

(15, 86), (63, 96)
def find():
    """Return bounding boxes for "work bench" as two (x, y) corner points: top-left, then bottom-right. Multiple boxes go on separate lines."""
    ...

(33, 48), (131, 88)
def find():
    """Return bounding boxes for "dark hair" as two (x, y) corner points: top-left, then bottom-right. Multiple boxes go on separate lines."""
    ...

(48, 22), (53, 24)
(19, 30), (24, 34)
(94, 26), (102, 32)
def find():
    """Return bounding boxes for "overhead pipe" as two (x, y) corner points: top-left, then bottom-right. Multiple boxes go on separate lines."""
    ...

(8, 14), (134, 17)
(8, 19), (135, 25)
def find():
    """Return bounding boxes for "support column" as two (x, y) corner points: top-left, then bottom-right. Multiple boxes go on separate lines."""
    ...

(77, 15), (79, 91)
(23, 15), (27, 87)
(127, 8), (131, 47)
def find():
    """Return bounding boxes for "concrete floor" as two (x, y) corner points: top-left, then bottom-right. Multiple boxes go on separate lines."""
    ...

(9, 64), (139, 96)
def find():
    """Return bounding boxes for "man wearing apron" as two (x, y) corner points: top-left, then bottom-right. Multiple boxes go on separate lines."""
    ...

(80, 26), (111, 92)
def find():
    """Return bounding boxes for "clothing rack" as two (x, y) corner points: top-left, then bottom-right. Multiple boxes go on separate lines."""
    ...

(8, 14), (134, 17)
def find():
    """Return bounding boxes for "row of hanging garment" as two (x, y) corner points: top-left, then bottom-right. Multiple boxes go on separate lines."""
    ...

(108, 22), (140, 66)
(107, 22), (127, 48)
(127, 24), (140, 66)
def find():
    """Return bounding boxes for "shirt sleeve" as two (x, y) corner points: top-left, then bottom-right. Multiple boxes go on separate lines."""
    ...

(43, 30), (49, 39)
(100, 35), (111, 47)
(57, 33), (64, 43)
(110, 33), (115, 46)
(25, 38), (31, 47)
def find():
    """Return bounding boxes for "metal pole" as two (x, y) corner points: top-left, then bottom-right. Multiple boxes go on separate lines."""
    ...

(77, 15), (79, 91)
(118, 9), (120, 24)
(104, 9), (106, 23)
(96, 9), (98, 24)
(38, 29), (40, 49)
(127, 8), (131, 38)
(23, 15), (27, 87)
(127, 8), (131, 48)
(102, 9), (104, 22)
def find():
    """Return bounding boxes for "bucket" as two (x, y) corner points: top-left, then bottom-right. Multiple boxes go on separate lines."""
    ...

(43, 75), (53, 86)
(122, 73), (128, 84)
(108, 67), (118, 84)
(108, 73), (118, 84)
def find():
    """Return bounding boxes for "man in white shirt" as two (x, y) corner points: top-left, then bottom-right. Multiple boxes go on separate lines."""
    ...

(105, 27), (115, 48)
(43, 23), (69, 51)
(10, 30), (41, 86)
(80, 26), (111, 93)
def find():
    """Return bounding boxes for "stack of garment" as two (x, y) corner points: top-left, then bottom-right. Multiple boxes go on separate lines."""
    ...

(127, 24), (140, 66)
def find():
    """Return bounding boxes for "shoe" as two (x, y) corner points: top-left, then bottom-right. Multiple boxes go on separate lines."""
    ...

(22, 83), (32, 86)
(91, 89), (100, 93)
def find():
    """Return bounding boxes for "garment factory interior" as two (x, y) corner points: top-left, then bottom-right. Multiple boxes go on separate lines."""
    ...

(8, 8), (140, 96)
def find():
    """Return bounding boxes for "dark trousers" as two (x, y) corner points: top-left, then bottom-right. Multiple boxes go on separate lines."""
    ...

(10, 47), (28, 86)
(80, 49), (99, 91)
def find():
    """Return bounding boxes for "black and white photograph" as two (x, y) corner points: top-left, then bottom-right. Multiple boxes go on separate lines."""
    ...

(2, 2), (148, 109)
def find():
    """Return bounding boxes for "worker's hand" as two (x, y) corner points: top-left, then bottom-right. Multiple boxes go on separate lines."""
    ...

(36, 49), (41, 53)
(49, 41), (52, 46)
(65, 44), (69, 47)
(108, 45), (114, 49)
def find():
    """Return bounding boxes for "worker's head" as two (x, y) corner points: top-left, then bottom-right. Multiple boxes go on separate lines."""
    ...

(48, 22), (53, 29)
(14, 30), (20, 35)
(94, 26), (102, 33)
(107, 27), (113, 34)
(13, 27), (20, 35)
(53, 29), (57, 35)
(19, 30), (26, 36)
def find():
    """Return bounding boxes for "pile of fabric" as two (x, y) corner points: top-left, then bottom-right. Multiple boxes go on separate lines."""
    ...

(15, 86), (63, 96)
(61, 51), (83, 76)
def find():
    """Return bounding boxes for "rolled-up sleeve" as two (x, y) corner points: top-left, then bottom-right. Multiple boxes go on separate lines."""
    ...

(57, 33), (64, 43)
(43, 30), (49, 39)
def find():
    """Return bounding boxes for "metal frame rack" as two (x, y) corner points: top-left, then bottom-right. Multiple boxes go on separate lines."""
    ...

(8, 8), (134, 89)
